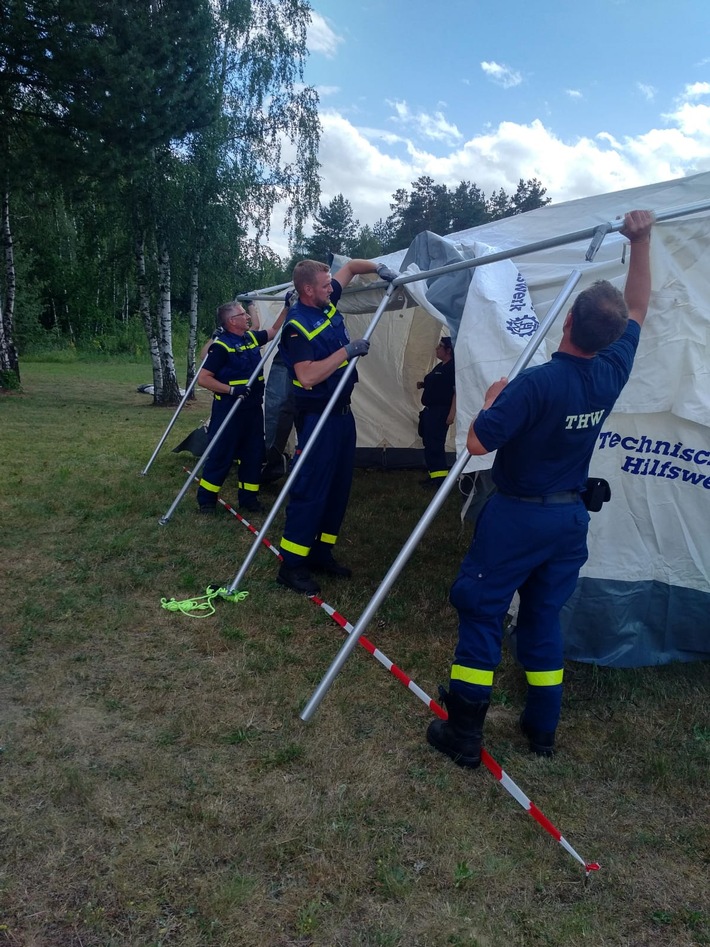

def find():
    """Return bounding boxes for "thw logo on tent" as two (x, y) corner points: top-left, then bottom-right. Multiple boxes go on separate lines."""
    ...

(506, 314), (539, 337)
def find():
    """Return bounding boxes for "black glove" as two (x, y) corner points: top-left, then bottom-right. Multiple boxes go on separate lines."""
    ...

(285, 289), (298, 307)
(376, 263), (399, 283)
(344, 339), (370, 359)
(230, 385), (251, 399)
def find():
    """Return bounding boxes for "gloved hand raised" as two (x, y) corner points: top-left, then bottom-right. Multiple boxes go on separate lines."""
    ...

(285, 289), (298, 307)
(344, 339), (370, 359)
(376, 263), (399, 283)
(230, 385), (252, 399)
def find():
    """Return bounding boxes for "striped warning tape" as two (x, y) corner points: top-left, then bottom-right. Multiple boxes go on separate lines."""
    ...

(183, 469), (599, 875)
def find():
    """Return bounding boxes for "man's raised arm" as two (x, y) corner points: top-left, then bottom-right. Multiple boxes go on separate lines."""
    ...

(620, 209), (655, 327)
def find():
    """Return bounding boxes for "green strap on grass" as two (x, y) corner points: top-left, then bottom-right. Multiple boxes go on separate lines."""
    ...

(161, 586), (248, 618)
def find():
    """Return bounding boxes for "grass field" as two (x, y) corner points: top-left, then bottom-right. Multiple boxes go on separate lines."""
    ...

(1, 362), (708, 947)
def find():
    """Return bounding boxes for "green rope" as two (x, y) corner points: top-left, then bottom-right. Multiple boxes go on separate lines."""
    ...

(160, 586), (248, 618)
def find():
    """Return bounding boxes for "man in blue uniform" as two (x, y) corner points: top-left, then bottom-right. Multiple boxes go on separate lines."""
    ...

(417, 336), (456, 487)
(277, 257), (398, 595)
(196, 300), (285, 514)
(427, 209), (655, 766)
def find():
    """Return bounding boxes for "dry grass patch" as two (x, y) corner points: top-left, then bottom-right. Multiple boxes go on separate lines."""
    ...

(1, 362), (708, 947)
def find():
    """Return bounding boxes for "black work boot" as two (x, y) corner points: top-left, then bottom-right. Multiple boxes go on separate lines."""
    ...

(519, 712), (556, 757)
(277, 563), (320, 596)
(426, 686), (489, 768)
(307, 551), (352, 578)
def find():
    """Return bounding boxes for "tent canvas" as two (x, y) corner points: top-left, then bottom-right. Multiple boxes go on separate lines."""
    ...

(256, 172), (710, 668)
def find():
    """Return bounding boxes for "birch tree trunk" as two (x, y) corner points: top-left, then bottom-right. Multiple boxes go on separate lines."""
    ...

(186, 246), (200, 399)
(0, 187), (20, 387)
(156, 235), (181, 405)
(134, 232), (162, 397)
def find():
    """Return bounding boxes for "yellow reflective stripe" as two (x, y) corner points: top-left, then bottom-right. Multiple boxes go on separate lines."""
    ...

(430, 470), (448, 479)
(239, 482), (259, 493)
(280, 538), (311, 557)
(451, 665), (494, 687)
(293, 379), (304, 388)
(525, 669), (564, 686)
(319, 533), (337, 545)
(213, 339), (235, 353)
(228, 375), (263, 385)
(338, 359), (348, 369)
(289, 317), (333, 342)
(199, 479), (220, 493)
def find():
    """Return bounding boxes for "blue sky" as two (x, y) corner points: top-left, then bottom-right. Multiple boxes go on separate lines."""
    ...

(268, 0), (710, 255)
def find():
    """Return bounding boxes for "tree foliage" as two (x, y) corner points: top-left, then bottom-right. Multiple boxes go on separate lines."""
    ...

(0, 0), (320, 398)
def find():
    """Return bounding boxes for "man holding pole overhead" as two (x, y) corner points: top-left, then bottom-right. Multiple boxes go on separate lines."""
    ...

(427, 209), (655, 767)
(276, 257), (398, 595)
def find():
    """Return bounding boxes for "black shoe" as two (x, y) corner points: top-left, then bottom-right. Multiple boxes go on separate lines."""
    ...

(420, 478), (444, 489)
(277, 564), (321, 596)
(519, 712), (556, 757)
(426, 686), (489, 769)
(198, 504), (216, 516)
(239, 499), (264, 513)
(307, 553), (352, 578)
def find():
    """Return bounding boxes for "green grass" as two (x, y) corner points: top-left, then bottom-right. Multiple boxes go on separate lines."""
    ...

(0, 361), (709, 947)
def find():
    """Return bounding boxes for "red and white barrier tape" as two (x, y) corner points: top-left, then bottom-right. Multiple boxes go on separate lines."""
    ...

(183, 469), (599, 875)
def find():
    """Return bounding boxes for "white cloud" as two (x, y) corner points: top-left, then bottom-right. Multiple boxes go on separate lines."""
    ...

(566, 89), (583, 100)
(386, 99), (462, 145)
(263, 91), (710, 258)
(637, 83), (656, 102)
(307, 11), (341, 59)
(316, 85), (340, 98)
(680, 81), (710, 100)
(480, 61), (522, 89)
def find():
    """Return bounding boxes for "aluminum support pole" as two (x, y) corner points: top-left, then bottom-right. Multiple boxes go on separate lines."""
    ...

(158, 332), (283, 526)
(300, 270), (583, 722)
(225, 282), (398, 595)
(141, 351), (212, 476)
(385, 198), (710, 290)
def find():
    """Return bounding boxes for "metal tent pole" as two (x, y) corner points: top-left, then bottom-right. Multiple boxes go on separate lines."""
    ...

(158, 332), (283, 526)
(224, 282), (398, 595)
(385, 198), (710, 288)
(300, 269), (583, 722)
(141, 350), (213, 476)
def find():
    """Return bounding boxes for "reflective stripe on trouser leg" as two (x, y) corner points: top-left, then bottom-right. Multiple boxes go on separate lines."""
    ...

(196, 396), (239, 506)
(524, 670), (564, 733)
(280, 411), (356, 568)
(279, 537), (310, 558)
(421, 406), (449, 478)
(450, 664), (494, 702)
(234, 404), (265, 506)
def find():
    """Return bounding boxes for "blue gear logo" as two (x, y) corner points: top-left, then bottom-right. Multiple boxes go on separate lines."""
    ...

(506, 314), (539, 337)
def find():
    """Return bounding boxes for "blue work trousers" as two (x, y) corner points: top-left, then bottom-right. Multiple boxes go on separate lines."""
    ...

(449, 492), (590, 731)
(419, 405), (449, 479)
(196, 396), (265, 506)
(280, 409), (356, 566)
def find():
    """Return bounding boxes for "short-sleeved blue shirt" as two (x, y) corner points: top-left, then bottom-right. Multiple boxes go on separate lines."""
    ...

(473, 321), (640, 495)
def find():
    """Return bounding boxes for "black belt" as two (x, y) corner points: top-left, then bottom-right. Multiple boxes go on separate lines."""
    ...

(504, 491), (581, 505)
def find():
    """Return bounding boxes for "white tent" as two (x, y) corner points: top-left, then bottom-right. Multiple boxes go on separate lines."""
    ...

(261, 172), (710, 668)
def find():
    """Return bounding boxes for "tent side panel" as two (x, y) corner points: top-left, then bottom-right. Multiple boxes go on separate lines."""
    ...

(561, 577), (710, 667)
